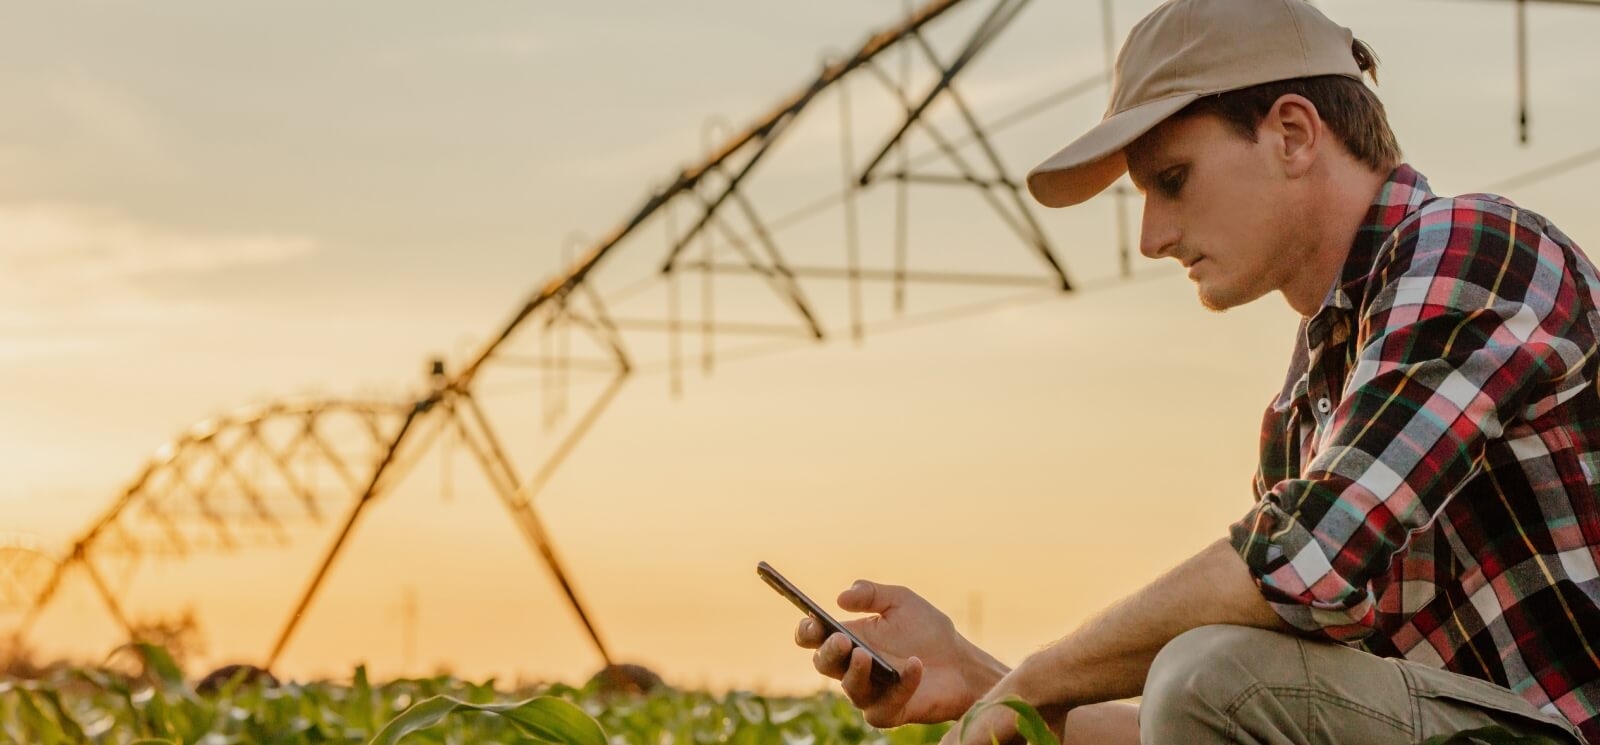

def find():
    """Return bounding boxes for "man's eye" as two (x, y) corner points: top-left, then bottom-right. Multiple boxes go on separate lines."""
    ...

(1157, 167), (1186, 196)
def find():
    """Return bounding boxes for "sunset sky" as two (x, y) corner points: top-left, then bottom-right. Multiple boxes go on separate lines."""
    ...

(3, 0), (1599, 694)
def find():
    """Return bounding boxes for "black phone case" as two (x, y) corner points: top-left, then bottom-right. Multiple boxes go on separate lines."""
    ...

(757, 561), (901, 687)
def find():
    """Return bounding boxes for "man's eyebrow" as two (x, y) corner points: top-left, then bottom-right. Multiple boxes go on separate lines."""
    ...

(1127, 150), (1181, 194)
(1125, 160), (1151, 193)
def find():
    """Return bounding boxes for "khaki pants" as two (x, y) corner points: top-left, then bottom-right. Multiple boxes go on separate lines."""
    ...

(1139, 625), (1588, 744)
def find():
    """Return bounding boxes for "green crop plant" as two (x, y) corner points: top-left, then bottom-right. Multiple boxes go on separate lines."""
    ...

(0, 645), (1562, 745)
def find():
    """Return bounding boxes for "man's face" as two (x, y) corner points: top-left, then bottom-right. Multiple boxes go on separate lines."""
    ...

(1124, 113), (1308, 313)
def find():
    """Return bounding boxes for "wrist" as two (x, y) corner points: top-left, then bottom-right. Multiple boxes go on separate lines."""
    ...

(958, 638), (1010, 701)
(1007, 644), (1088, 708)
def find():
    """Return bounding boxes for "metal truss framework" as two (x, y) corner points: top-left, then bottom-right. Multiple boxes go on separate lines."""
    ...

(13, 0), (1112, 670)
(11, 401), (415, 642)
(9, 0), (1599, 674)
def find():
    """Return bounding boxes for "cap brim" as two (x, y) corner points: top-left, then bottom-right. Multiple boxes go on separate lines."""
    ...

(1026, 93), (1199, 208)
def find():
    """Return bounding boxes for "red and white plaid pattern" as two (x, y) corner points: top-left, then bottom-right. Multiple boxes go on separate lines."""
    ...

(1229, 165), (1600, 741)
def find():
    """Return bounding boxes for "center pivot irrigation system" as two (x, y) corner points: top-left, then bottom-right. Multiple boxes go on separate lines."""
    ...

(7, 0), (1599, 674)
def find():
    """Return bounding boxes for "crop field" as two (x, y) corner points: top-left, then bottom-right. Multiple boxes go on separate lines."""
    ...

(0, 645), (1553, 745)
(0, 645), (952, 745)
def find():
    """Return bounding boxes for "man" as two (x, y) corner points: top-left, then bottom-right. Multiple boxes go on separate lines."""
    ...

(791, 0), (1600, 743)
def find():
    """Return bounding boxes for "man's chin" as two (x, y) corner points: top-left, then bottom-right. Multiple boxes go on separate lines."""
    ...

(1197, 276), (1275, 313)
(1197, 286), (1233, 313)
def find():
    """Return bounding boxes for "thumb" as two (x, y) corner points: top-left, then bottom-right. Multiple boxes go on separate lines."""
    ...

(838, 580), (910, 613)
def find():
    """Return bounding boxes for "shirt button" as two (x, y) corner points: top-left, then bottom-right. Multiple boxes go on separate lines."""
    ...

(1316, 397), (1332, 414)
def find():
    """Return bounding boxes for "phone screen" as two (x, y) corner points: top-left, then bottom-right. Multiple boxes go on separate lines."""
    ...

(757, 561), (901, 687)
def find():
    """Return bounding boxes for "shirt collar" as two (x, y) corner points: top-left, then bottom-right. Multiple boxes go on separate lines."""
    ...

(1305, 163), (1435, 348)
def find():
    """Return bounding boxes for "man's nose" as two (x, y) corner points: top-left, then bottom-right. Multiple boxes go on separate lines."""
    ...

(1139, 198), (1178, 260)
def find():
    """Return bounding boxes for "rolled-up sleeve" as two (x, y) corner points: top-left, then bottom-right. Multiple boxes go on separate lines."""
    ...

(1228, 202), (1588, 640)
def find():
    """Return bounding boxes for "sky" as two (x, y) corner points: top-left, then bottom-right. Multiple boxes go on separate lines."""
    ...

(3, 0), (1599, 694)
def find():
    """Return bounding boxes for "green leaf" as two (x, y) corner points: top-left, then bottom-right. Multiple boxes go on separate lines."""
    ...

(367, 694), (606, 745)
(134, 642), (187, 690)
(36, 687), (88, 742)
(955, 696), (1059, 745)
(989, 697), (1060, 745)
(350, 664), (378, 734)
(15, 687), (67, 745)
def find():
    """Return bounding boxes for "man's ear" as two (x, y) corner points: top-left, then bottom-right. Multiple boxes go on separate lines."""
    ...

(1263, 93), (1320, 179)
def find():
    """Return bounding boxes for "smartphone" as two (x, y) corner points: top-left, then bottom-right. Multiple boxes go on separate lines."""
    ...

(757, 561), (902, 687)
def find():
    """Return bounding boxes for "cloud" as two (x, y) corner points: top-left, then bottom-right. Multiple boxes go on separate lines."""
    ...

(0, 203), (317, 356)
(44, 78), (168, 168)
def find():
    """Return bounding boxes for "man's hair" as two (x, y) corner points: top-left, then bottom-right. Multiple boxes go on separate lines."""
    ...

(1176, 40), (1402, 173)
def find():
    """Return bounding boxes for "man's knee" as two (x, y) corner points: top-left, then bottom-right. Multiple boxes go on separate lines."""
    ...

(1062, 702), (1139, 745)
(1145, 624), (1279, 702)
(1140, 625), (1298, 742)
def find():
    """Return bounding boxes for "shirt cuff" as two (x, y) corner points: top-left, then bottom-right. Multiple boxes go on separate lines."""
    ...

(1228, 495), (1379, 642)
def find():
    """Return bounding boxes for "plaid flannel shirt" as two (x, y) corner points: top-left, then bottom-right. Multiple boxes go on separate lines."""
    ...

(1228, 165), (1600, 740)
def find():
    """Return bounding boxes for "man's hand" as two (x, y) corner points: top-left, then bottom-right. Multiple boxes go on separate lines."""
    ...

(942, 540), (1286, 745)
(794, 580), (1008, 728)
(942, 704), (1021, 745)
(936, 663), (1051, 745)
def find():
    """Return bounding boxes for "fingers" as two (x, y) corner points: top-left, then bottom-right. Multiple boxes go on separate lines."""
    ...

(945, 706), (1020, 745)
(810, 632), (854, 680)
(862, 655), (922, 729)
(940, 711), (985, 745)
(795, 617), (825, 649)
(846, 651), (925, 729)
(797, 615), (868, 649)
(837, 579), (915, 614)
(839, 647), (874, 707)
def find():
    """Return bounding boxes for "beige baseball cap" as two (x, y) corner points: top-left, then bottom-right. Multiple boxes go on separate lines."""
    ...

(1026, 0), (1363, 208)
